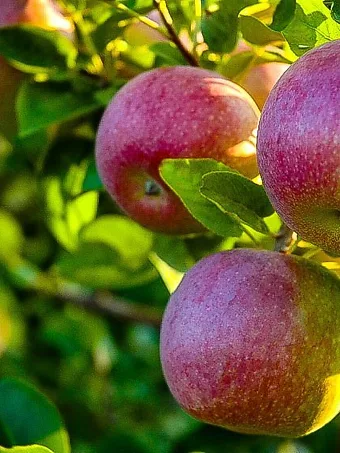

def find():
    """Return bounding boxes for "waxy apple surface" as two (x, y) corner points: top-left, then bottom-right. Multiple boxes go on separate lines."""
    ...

(257, 40), (340, 254)
(160, 249), (340, 437)
(95, 66), (260, 234)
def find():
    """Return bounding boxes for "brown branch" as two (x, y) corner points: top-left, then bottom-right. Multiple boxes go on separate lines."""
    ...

(56, 285), (163, 327)
(274, 222), (294, 253)
(153, 0), (199, 67)
(4, 257), (163, 327)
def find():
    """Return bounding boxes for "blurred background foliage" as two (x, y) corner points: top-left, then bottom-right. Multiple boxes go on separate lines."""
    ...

(0, 0), (340, 451)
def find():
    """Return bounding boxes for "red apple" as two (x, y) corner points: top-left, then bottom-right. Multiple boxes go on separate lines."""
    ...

(0, 0), (73, 141)
(95, 66), (260, 234)
(257, 40), (340, 255)
(160, 248), (340, 437)
(239, 62), (290, 109)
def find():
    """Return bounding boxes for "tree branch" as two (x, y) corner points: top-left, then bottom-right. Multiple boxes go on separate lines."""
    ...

(274, 222), (295, 253)
(58, 284), (163, 327)
(4, 256), (163, 327)
(153, 0), (199, 67)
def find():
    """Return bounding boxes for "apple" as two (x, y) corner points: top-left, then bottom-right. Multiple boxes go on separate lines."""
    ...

(239, 62), (290, 109)
(257, 40), (340, 255)
(160, 248), (340, 437)
(0, 0), (73, 141)
(95, 66), (260, 234)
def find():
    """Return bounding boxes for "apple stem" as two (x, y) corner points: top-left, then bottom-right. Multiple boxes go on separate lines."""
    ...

(145, 180), (162, 196)
(153, 0), (200, 67)
(274, 222), (295, 253)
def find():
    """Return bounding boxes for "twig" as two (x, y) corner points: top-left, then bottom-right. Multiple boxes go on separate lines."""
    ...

(58, 284), (163, 327)
(274, 222), (295, 253)
(153, 0), (199, 66)
(4, 256), (163, 327)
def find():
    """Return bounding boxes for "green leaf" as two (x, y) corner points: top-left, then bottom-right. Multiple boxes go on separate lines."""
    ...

(331, 0), (340, 22)
(150, 42), (188, 66)
(56, 215), (157, 289)
(17, 81), (102, 137)
(0, 25), (76, 73)
(0, 447), (54, 453)
(82, 158), (103, 192)
(270, 0), (297, 31)
(239, 15), (284, 45)
(0, 378), (70, 453)
(160, 158), (243, 237)
(282, 0), (340, 56)
(0, 210), (24, 257)
(41, 138), (99, 251)
(200, 171), (274, 234)
(201, 0), (257, 53)
(152, 235), (195, 272)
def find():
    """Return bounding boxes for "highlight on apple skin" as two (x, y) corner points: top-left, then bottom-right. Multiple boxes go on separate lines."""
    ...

(160, 248), (340, 438)
(257, 40), (340, 255)
(95, 66), (260, 235)
(0, 0), (73, 141)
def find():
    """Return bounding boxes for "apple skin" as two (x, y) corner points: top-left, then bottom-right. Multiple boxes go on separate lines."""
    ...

(239, 62), (290, 109)
(257, 40), (340, 255)
(0, 0), (72, 141)
(95, 66), (260, 235)
(160, 248), (340, 437)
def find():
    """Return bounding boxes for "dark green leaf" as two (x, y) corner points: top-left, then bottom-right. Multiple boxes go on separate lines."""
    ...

(239, 15), (284, 45)
(82, 158), (103, 192)
(0, 378), (70, 453)
(152, 235), (195, 272)
(17, 81), (102, 137)
(160, 158), (243, 237)
(150, 42), (188, 66)
(0, 25), (76, 73)
(0, 447), (54, 453)
(200, 171), (274, 234)
(270, 0), (296, 31)
(201, 0), (257, 53)
(283, 0), (340, 56)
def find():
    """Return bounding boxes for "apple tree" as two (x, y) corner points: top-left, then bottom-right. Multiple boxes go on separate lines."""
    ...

(0, 0), (339, 452)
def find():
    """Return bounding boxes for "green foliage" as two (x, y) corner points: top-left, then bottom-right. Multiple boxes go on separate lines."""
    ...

(0, 26), (77, 74)
(0, 0), (339, 451)
(282, 0), (340, 55)
(0, 447), (54, 453)
(0, 379), (69, 452)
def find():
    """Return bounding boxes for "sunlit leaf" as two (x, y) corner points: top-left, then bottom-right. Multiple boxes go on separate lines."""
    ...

(160, 158), (243, 237)
(282, 0), (340, 55)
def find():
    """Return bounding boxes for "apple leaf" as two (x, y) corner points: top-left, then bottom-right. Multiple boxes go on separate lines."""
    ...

(239, 15), (284, 45)
(150, 42), (188, 66)
(331, 0), (340, 22)
(153, 235), (195, 272)
(40, 138), (99, 251)
(270, 0), (297, 31)
(201, 0), (257, 53)
(0, 378), (69, 453)
(56, 215), (157, 289)
(200, 171), (274, 234)
(17, 81), (102, 137)
(82, 158), (104, 192)
(282, 0), (340, 56)
(160, 158), (243, 238)
(0, 447), (54, 453)
(0, 25), (76, 73)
